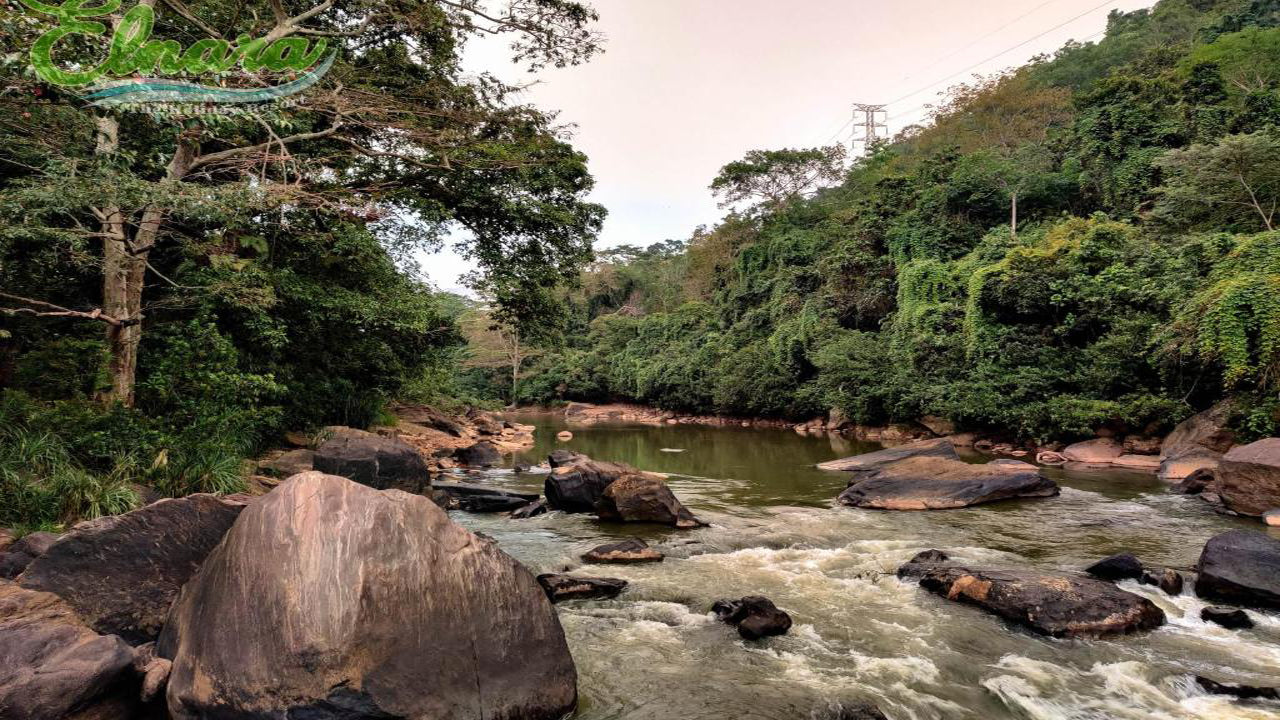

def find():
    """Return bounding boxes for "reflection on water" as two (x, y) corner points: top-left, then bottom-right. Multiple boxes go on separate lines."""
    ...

(447, 414), (1280, 720)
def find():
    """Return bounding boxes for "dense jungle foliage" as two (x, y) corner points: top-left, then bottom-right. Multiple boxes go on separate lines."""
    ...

(0, 0), (604, 528)
(495, 0), (1280, 444)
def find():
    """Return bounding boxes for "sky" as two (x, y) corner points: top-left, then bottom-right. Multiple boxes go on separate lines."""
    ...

(421, 0), (1159, 294)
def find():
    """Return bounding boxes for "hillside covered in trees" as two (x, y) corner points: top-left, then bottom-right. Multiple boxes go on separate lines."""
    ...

(498, 0), (1280, 444)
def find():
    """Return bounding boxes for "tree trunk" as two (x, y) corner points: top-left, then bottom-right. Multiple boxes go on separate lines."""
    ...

(509, 331), (521, 408)
(1010, 191), (1019, 241)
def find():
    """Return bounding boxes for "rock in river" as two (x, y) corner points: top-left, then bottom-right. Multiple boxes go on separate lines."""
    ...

(1216, 438), (1280, 517)
(544, 457), (632, 512)
(432, 483), (539, 513)
(1201, 606), (1254, 630)
(1195, 530), (1280, 609)
(596, 474), (704, 528)
(1085, 553), (1145, 582)
(581, 538), (664, 564)
(712, 595), (793, 640)
(817, 437), (958, 472)
(17, 494), (245, 645)
(898, 552), (1165, 637)
(455, 440), (502, 468)
(313, 427), (432, 493)
(157, 472), (577, 720)
(1196, 676), (1279, 701)
(837, 456), (1059, 510)
(0, 581), (136, 720)
(537, 574), (628, 603)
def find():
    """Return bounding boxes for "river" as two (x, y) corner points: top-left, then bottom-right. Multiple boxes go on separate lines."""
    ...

(445, 415), (1280, 720)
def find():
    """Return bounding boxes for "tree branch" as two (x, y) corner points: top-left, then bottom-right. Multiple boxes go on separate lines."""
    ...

(0, 292), (135, 326)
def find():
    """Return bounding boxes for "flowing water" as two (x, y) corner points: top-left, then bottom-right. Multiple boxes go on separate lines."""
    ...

(446, 415), (1280, 720)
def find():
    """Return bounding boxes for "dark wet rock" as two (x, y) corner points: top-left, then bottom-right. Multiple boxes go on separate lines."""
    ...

(596, 474), (704, 528)
(17, 494), (245, 646)
(544, 458), (632, 512)
(465, 408), (505, 436)
(1172, 468), (1216, 495)
(1085, 553), (1145, 582)
(1201, 606), (1254, 629)
(259, 448), (314, 477)
(394, 404), (465, 437)
(548, 449), (588, 468)
(0, 531), (60, 579)
(157, 472), (576, 720)
(313, 428), (431, 493)
(511, 499), (549, 519)
(817, 437), (958, 472)
(837, 456), (1059, 510)
(711, 596), (792, 640)
(1216, 438), (1280, 517)
(1195, 530), (1280, 609)
(832, 704), (888, 720)
(432, 483), (539, 513)
(897, 550), (951, 579)
(0, 581), (137, 720)
(1196, 676), (1279, 701)
(536, 574), (627, 602)
(903, 562), (1165, 637)
(1140, 568), (1184, 596)
(581, 538), (663, 564)
(456, 440), (502, 468)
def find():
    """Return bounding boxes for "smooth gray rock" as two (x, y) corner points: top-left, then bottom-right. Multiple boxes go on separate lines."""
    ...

(0, 531), (61, 579)
(157, 472), (576, 720)
(595, 474), (703, 528)
(837, 457), (1059, 510)
(1217, 438), (1280, 516)
(1195, 530), (1280, 609)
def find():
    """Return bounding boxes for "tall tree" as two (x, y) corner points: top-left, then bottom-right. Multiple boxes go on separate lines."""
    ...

(709, 145), (846, 213)
(1155, 130), (1280, 231)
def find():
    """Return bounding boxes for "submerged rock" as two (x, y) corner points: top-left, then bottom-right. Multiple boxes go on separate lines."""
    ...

(1085, 553), (1145, 582)
(18, 494), (245, 645)
(537, 574), (627, 603)
(1201, 606), (1254, 630)
(1195, 530), (1280, 609)
(511, 499), (549, 519)
(831, 704), (888, 720)
(817, 437), (958, 472)
(1140, 568), (1184, 596)
(1172, 468), (1216, 495)
(899, 556), (1165, 637)
(0, 531), (60, 580)
(1216, 438), (1280, 517)
(0, 581), (136, 720)
(158, 472), (577, 720)
(581, 538), (664, 564)
(712, 596), (793, 640)
(313, 428), (431, 493)
(596, 474), (704, 528)
(1196, 676), (1279, 701)
(432, 483), (539, 513)
(837, 456), (1059, 510)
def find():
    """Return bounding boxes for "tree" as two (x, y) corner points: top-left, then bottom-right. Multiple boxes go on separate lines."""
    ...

(709, 145), (846, 212)
(0, 0), (605, 406)
(459, 307), (537, 406)
(1155, 131), (1280, 231)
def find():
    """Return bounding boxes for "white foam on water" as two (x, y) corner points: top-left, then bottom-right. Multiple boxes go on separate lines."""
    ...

(1118, 581), (1280, 671)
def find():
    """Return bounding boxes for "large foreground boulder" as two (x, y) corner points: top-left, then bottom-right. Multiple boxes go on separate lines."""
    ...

(313, 428), (432, 493)
(18, 494), (245, 646)
(817, 437), (958, 472)
(0, 582), (136, 720)
(158, 472), (577, 720)
(898, 551), (1165, 637)
(596, 474), (704, 528)
(1195, 530), (1280, 609)
(1215, 438), (1280, 516)
(838, 457), (1059, 510)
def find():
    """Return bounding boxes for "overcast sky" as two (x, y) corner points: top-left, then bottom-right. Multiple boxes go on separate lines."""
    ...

(421, 0), (1158, 293)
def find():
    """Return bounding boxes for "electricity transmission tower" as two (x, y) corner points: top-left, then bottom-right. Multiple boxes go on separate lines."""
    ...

(851, 103), (888, 155)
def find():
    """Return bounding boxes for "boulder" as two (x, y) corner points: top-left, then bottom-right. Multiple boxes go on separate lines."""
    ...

(581, 538), (663, 564)
(1161, 401), (1237, 459)
(1172, 468), (1216, 495)
(548, 449), (588, 468)
(1195, 530), (1280, 609)
(511, 499), (549, 519)
(157, 472), (577, 720)
(0, 529), (14, 554)
(1123, 435), (1162, 456)
(313, 428), (432, 493)
(1265, 509), (1280, 527)
(17, 494), (245, 645)
(1062, 438), (1123, 467)
(818, 437), (958, 472)
(556, 431), (574, 441)
(1216, 438), (1280, 516)
(1085, 553), (1144, 582)
(1139, 568), (1184, 596)
(1158, 446), (1223, 483)
(832, 704), (888, 720)
(1201, 606), (1254, 630)
(0, 582), (136, 720)
(0, 531), (60, 580)
(432, 483), (540, 513)
(827, 408), (853, 431)
(712, 596), (793, 640)
(1196, 677), (1278, 701)
(596, 475), (704, 528)
(393, 405), (465, 437)
(897, 549), (951, 578)
(536, 574), (627, 603)
(1036, 450), (1067, 466)
(899, 557), (1165, 638)
(837, 457), (1059, 510)
(456, 440), (502, 468)
(259, 448), (314, 477)
(544, 458), (632, 512)
(1111, 454), (1161, 472)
